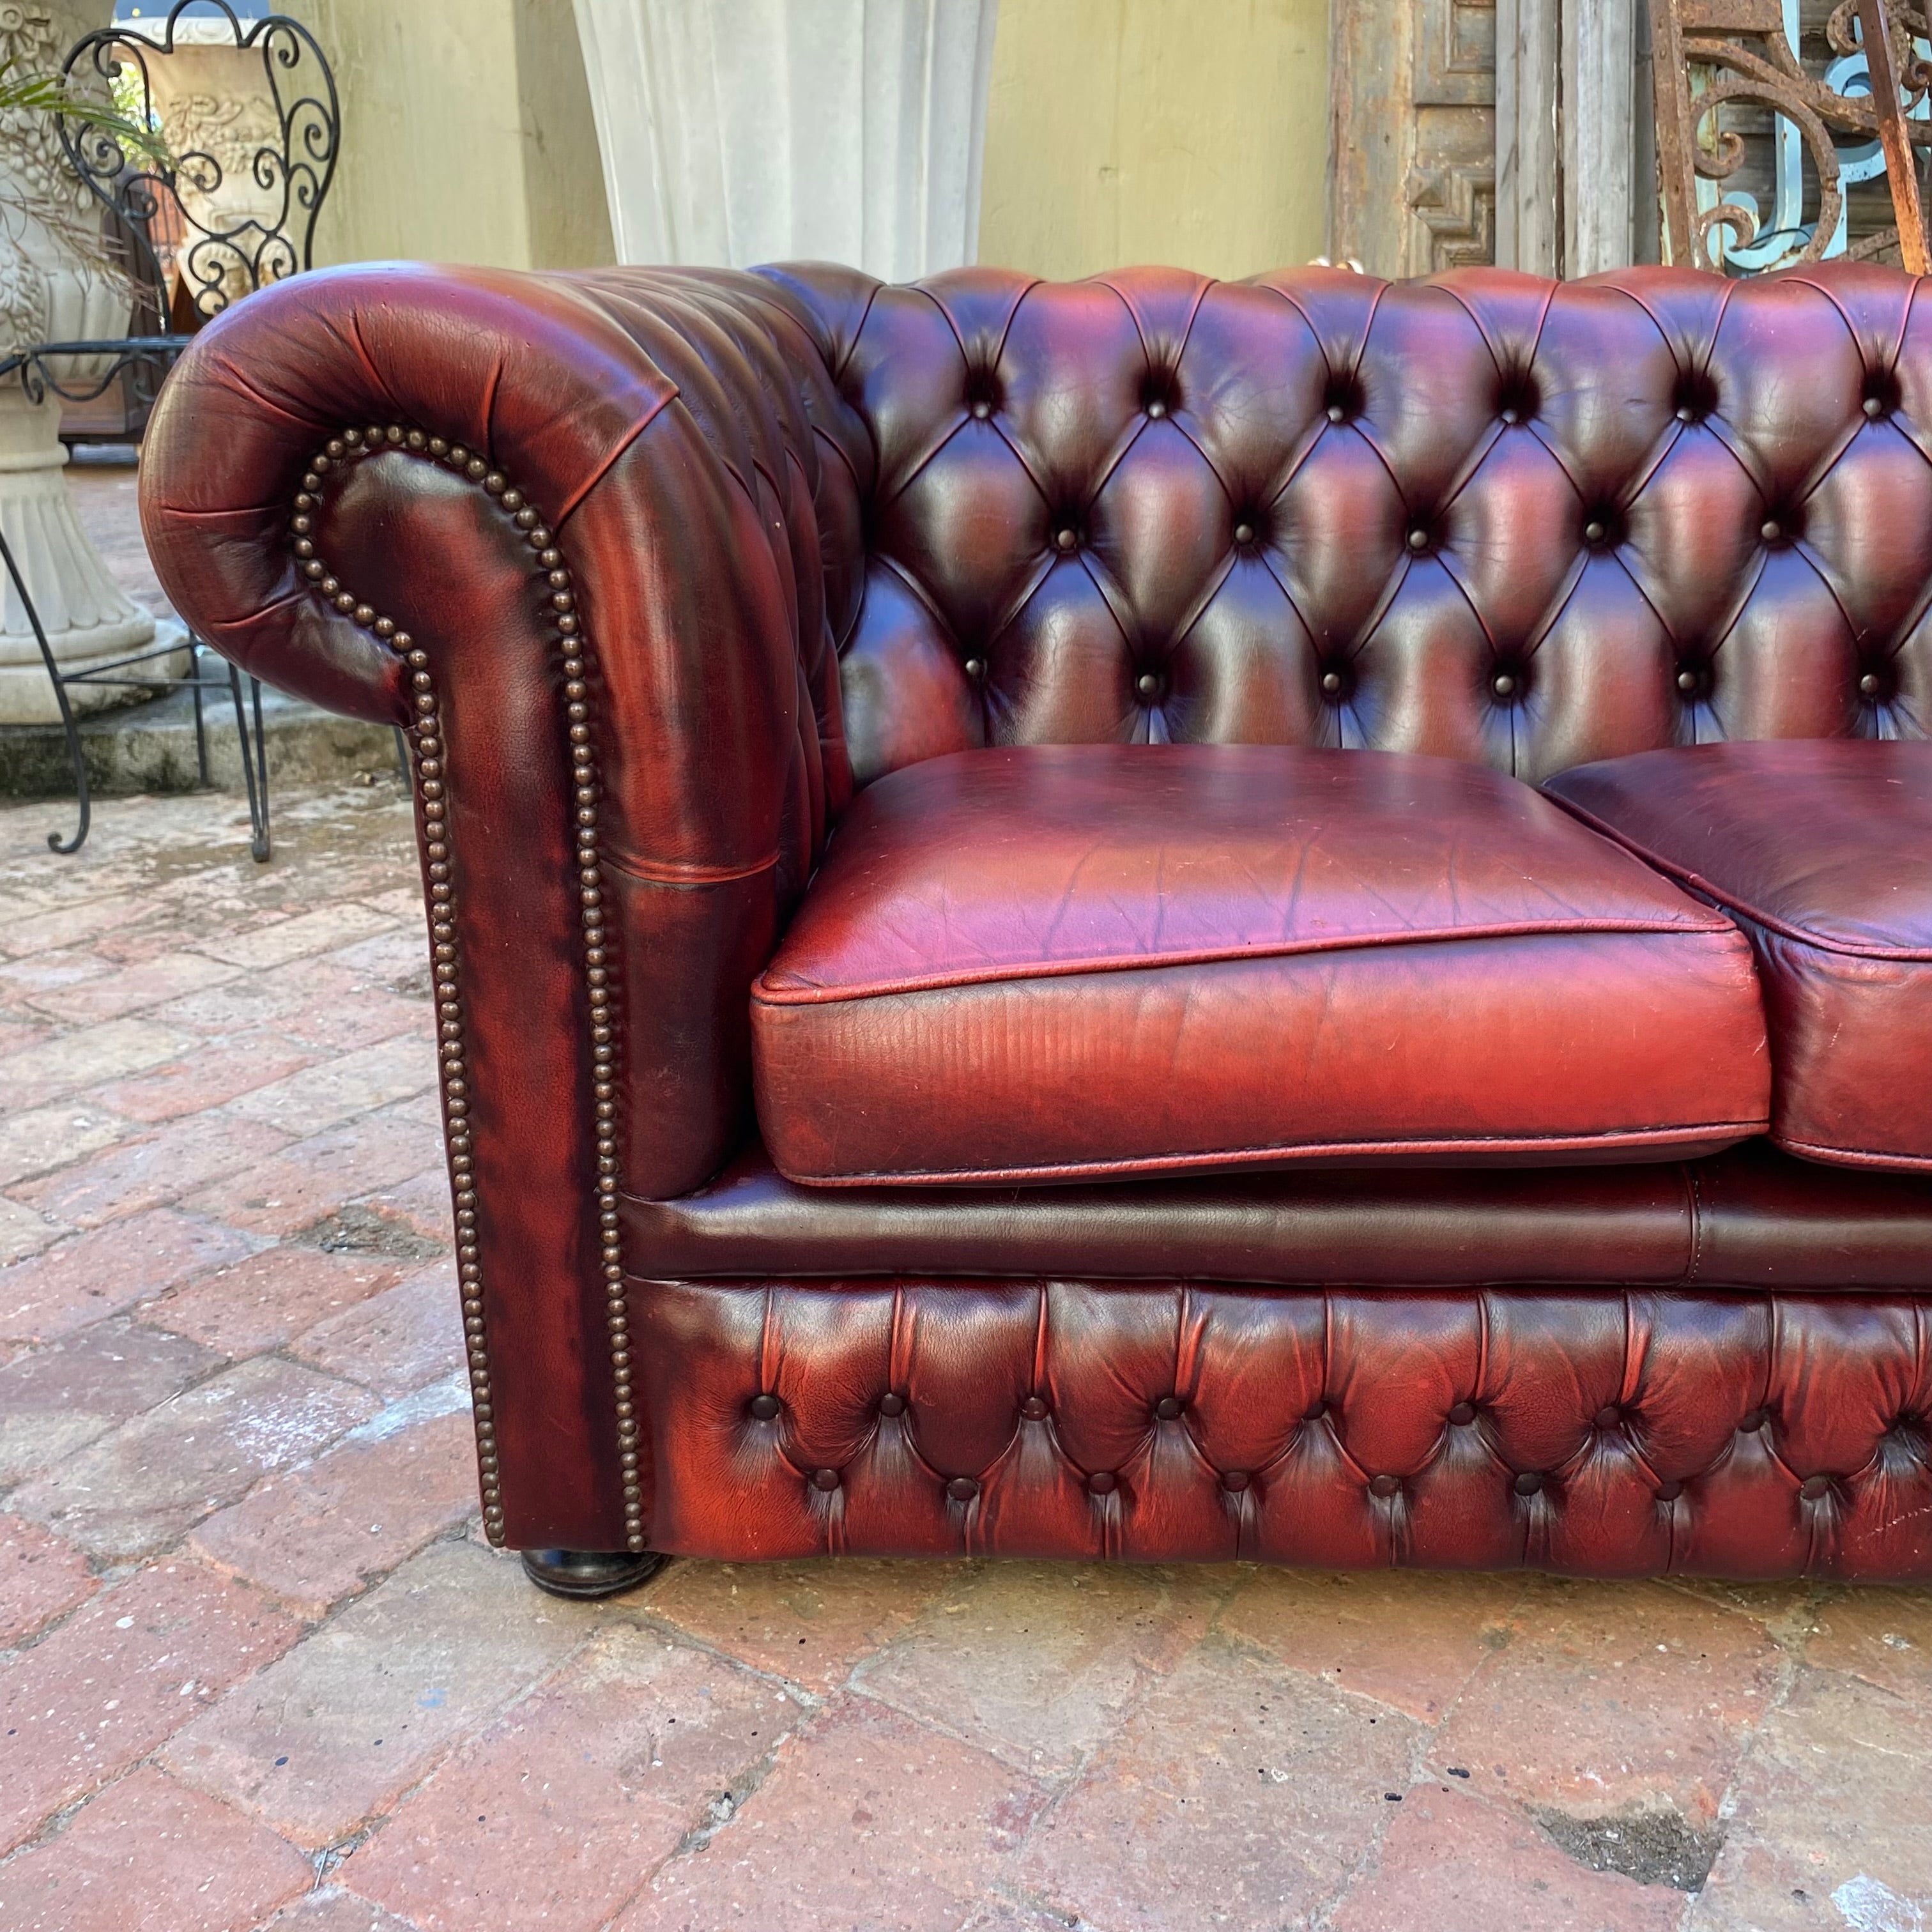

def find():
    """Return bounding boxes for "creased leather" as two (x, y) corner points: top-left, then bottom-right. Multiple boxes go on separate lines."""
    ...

(1547, 741), (1932, 1170)
(751, 743), (1770, 1183)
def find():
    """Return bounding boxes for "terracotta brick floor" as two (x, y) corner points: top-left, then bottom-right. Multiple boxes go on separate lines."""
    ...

(3, 759), (1932, 1927)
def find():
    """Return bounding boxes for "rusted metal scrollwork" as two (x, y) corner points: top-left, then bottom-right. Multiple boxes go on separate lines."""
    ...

(57, 3), (338, 330)
(1652, 0), (1932, 273)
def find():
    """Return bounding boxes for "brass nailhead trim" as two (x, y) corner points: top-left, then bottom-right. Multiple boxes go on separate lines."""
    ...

(291, 424), (644, 1551)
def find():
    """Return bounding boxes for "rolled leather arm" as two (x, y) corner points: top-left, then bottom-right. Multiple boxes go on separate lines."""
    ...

(139, 261), (862, 1551)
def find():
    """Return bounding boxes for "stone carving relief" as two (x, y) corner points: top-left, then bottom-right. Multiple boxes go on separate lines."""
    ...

(0, 1), (181, 724)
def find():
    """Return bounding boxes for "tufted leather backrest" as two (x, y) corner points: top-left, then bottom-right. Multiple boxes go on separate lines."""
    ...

(755, 259), (1932, 790)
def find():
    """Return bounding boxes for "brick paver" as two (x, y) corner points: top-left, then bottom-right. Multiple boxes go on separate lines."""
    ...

(13, 1354), (382, 1559)
(0, 1557), (300, 1853)
(0, 1315), (220, 1486)
(3, 772), (1931, 1928)
(614, 1694), (1050, 1932)
(1015, 1636), (1419, 1930)
(0, 1514), (96, 1646)
(135, 1244), (405, 1359)
(1329, 1781), (1685, 1932)
(0, 1766), (312, 1931)
(160, 1537), (588, 1848)
(346, 1625), (805, 1931)
(188, 1395), (476, 1615)
(0, 1206), (256, 1345)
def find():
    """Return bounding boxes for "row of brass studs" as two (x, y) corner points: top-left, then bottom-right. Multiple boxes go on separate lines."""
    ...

(289, 422), (643, 1551)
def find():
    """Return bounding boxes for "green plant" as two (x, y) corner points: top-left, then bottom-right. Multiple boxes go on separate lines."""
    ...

(0, 57), (170, 166)
(0, 53), (173, 303)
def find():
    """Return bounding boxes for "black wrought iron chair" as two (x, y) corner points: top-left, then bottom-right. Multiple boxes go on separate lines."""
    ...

(0, 2), (339, 857)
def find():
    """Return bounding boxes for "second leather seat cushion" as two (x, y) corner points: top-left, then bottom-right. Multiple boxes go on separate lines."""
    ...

(751, 744), (1771, 1185)
(1546, 740), (1932, 1172)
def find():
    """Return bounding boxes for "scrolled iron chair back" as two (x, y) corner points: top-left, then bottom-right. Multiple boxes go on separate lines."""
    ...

(55, 2), (338, 327)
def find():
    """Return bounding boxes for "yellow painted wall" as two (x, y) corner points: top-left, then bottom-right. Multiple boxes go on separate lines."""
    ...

(266, 0), (1326, 280)
(976, 0), (1330, 280)
(280, 0), (612, 272)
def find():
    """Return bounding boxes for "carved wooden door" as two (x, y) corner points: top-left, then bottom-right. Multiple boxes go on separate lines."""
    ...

(1329, 0), (1499, 276)
(1329, 0), (1646, 279)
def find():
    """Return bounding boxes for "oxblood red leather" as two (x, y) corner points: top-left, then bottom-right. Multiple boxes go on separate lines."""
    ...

(752, 742), (1770, 1182)
(1547, 742), (1932, 1171)
(135, 255), (1932, 1580)
(632, 1279), (1932, 1579)
(627, 1137), (1932, 1289)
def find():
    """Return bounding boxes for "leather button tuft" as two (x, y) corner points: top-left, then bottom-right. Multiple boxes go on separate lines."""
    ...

(1153, 1395), (1184, 1421)
(1233, 521), (1255, 546)
(1020, 1395), (1050, 1420)
(1368, 1474), (1402, 1498)
(1675, 404), (1698, 423)
(1137, 671), (1162, 700)
(1584, 519), (1607, 544)
(1146, 397), (1169, 419)
(969, 398), (992, 420)
(1741, 1408), (1771, 1433)
(1500, 406), (1520, 425)
(1860, 671), (1882, 698)
(811, 1467), (841, 1492)
(1760, 518), (1782, 543)
(1321, 669), (1345, 696)
(1513, 1471), (1545, 1496)
(1447, 1401), (1477, 1426)
(1676, 668), (1701, 694)
(877, 1392), (907, 1417)
(946, 1475), (979, 1502)
(1221, 1469), (1250, 1492)
(747, 1393), (781, 1421)
(1864, 394), (1886, 418)
(1087, 1470), (1117, 1495)
(1406, 526), (1430, 551)
(1595, 1405), (1623, 1429)
(1326, 402), (1347, 424)
(1799, 1474), (1832, 1501)
(1305, 1399), (1329, 1422)
(964, 656), (987, 680)
(1054, 525), (1079, 553)
(1491, 672), (1517, 700)
(1657, 1479), (1683, 1502)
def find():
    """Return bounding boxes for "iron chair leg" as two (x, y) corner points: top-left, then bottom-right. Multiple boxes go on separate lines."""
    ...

(192, 639), (209, 785)
(224, 652), (271, 863)
(0, 525), (89, 854)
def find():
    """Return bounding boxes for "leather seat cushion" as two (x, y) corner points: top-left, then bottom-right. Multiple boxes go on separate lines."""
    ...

(750, 744), (1771, 1185)
(1547, 740), (1932, 1172)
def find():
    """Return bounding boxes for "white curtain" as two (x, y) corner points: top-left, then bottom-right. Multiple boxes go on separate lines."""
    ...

(571, 0), (1000, 279)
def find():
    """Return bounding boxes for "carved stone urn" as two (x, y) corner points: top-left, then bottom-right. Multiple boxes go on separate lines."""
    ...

(0, 0), (185, 726)
(140, 23), (289, 316)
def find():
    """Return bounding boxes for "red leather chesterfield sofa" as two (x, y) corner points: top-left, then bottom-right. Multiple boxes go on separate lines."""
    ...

(139, 257), (1932, 1597)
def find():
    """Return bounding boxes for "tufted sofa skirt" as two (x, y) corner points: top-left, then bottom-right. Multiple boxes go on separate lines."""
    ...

(632, 1280), (1932, 1581)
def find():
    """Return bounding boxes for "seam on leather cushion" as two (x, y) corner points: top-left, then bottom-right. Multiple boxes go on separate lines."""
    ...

(604, 848), (781, 887)
(1546, 797), (1932, 963)
(1774, 1136), (1932, 1172)
(753, 912), (1746, 1004)
(773, 1121), (1770, 1188)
